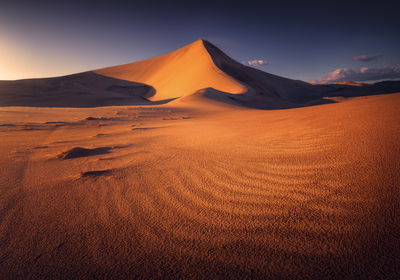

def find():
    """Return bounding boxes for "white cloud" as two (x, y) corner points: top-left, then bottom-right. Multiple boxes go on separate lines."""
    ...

(316, 65), (400, 83)
(246, 59), (268, 66)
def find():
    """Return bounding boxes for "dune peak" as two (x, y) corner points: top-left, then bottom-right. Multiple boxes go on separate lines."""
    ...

(95, 39), (247, 101)
(6, 39), (397, 108)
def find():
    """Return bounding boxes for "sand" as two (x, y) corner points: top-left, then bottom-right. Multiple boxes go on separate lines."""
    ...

(0, 92), (399, 279)
(2, 39), (399, 109)
(95, 40), (247, 101)
(95, 39), (325, 104)
(1, 39), (399, 278)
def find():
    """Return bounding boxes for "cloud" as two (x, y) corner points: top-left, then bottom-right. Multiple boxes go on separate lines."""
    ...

(244, 59), (268, 66)
(315, 65), (400, 83)
(353, 54), (382, 62)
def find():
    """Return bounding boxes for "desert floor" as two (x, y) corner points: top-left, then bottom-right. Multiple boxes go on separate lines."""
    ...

(0, 93), (399, 279)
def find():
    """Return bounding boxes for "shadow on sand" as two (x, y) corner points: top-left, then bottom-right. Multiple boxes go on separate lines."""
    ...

(0, 72), (175, 107)
(0, 70), (399, 110)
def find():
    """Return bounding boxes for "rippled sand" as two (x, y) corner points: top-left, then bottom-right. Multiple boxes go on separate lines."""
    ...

(1, 93), (399, 279)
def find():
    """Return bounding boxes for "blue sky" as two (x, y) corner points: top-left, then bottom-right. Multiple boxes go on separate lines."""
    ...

(1, 0), (399, 82)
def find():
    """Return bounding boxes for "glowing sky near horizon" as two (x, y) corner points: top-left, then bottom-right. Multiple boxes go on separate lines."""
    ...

(1, 0), (399, 82)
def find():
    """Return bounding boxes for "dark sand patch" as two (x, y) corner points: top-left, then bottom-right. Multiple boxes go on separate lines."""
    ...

(86, 117), (116, 121)
(132, 127), (162, 131)
(33, 146), (49, 149)
(58, 147), (112, 159)
(81, 170), (113, 177)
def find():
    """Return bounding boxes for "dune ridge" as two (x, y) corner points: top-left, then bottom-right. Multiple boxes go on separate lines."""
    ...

(1, 39), (400, 108)
(96, 39), (325, 104)
(95, 40), (247, 101)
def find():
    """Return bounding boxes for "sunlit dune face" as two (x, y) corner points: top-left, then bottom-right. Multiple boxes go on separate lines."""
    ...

(95, 40), (247, 101)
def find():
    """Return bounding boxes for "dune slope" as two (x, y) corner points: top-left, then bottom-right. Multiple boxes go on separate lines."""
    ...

(96, 39), (324, 104)
(2, 39), (400, 108)
(95, 40), (247, 101)
(0, 72), (156, 107)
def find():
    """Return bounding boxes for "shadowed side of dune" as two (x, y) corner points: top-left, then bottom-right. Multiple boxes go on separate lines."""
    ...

(201, 40), (325, 102)
(319, 80), (400, 98)
(175, 87), (337, 110)
(0, 72), (160, 107)
(96, 39), (327, 107)
(2, 39), (399, 109)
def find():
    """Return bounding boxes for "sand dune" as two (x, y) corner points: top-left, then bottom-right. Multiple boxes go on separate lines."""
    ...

(1, 39), (400, 109)
(96, 40), (323, 104)
(0, 93), (399, 279)
(95, 40), (247, 101)
(332, 81), (369, 86)
(0, 39), (399, 278)
(0, 72), (157, 107)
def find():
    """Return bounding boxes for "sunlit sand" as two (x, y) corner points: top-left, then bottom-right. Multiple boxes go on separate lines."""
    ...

(1, 40), (399, 279)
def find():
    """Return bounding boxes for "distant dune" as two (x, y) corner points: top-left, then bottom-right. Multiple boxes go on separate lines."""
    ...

(0, 72), (155, 107)
(332, 81), (369, 86)
(320, 80), (400, 98)
(3, 39), (399, 108)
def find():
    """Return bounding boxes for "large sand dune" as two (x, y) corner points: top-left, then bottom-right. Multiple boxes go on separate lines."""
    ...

(95, 40), (247, 101)
(95, 40), (323, 104)
(1, 39), (399, 108)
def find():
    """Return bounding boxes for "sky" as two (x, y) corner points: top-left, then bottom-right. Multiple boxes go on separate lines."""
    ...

(1, 0), (399, 83)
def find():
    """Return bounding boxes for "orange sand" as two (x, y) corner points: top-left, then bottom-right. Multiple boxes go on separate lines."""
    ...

(0, 93), (399, 279)
(95, 40), (247, 101)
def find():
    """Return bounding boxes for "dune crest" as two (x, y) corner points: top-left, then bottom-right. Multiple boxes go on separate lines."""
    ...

(96, 39), (329, 105)
(95, 39), (247, 101)
(2, 39), (400, 108)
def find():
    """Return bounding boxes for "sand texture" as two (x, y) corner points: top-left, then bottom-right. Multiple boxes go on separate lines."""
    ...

(0, 39), (399, 279)
(0, 93), (399, 279)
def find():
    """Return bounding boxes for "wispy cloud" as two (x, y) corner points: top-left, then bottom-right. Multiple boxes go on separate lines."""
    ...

(243, 59), (268, 66)
(353, 54), (382, 62)
(316, 65), (400, 83)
